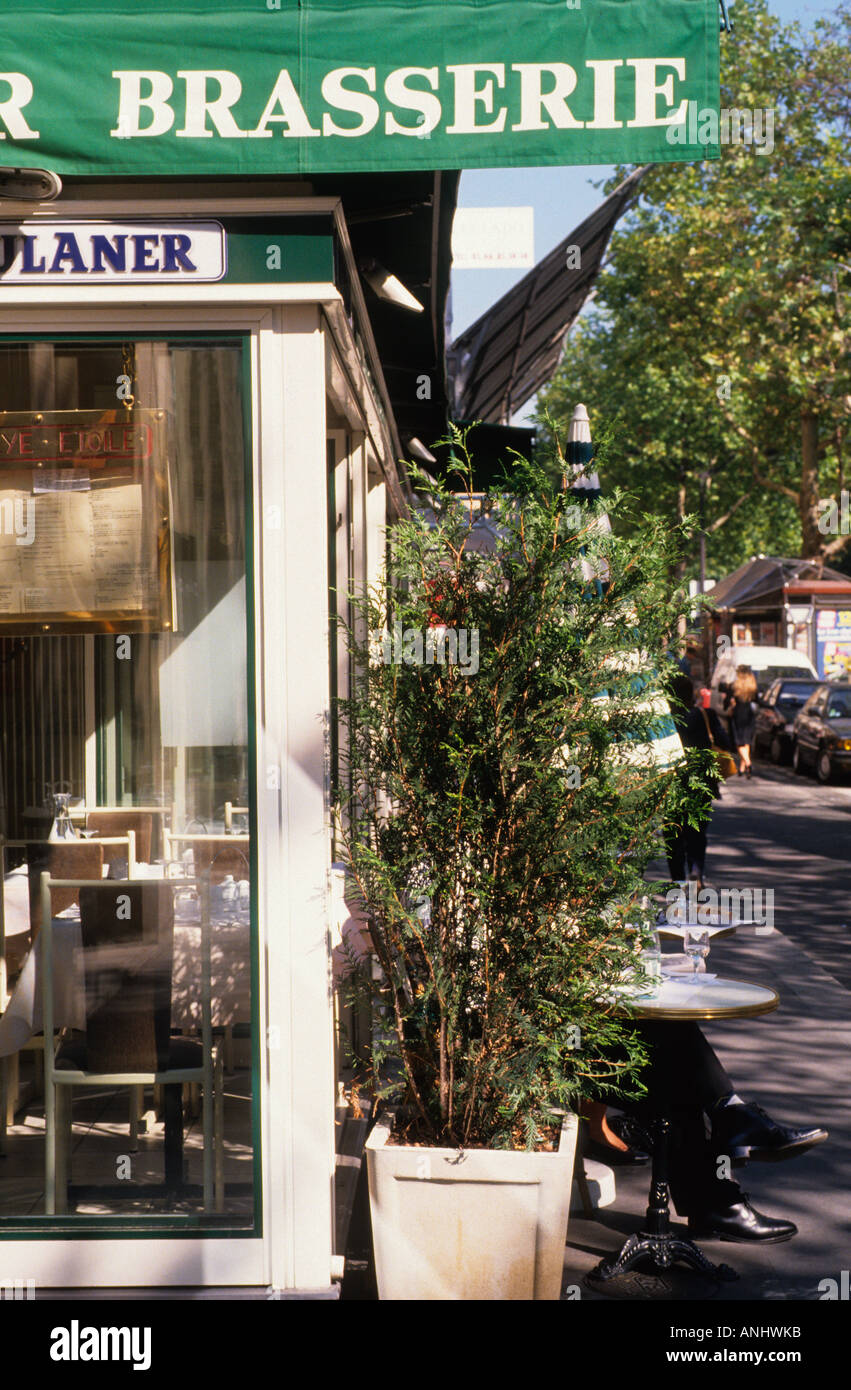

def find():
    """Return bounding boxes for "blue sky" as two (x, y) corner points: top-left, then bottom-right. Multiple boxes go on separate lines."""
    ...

(449, 0), (842, 422)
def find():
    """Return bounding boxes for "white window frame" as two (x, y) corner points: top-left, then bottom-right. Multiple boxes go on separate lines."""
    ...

(0, 200), (381, 1292)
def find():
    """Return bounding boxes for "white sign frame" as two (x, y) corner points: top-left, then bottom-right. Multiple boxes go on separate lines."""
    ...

(0, 220), (226, 284)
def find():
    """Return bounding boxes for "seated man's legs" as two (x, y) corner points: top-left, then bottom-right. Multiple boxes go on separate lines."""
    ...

(627, 1021), (739, 1218)
(613, 1022), (809, 1241)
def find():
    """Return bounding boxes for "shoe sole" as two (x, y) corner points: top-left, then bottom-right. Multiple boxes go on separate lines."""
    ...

(585, 1142), (650, 1167)
(689, 1227), (797, 1244)
(728, 1133), (828, 1164)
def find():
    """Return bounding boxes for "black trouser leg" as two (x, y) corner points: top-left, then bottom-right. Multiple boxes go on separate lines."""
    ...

(665, 1104), (740, 1217)
(665, 824), (688, 881)
(636, 1021), (733, 1110)
(685, 820), (709, 879)
(163, 1083), (184, 1189)
(620, 1023), (740, 1217)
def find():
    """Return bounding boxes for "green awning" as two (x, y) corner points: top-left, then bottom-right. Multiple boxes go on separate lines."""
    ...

(0, 0), (720, 175)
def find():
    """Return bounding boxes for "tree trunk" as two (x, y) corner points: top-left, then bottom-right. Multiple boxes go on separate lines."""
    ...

(676, 478), (688, 639)
(800, 412), (823, 559)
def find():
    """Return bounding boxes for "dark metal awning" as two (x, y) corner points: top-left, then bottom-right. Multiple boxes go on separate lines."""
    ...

(447, 165), (650, 425)
(706, 557), (851, 611)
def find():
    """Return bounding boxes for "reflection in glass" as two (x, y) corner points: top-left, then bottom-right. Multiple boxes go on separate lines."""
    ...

(0, 339), (255, 1227)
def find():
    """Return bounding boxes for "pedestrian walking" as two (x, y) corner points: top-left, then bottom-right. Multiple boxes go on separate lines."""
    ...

(723, 664), (758, 777)
(665, 673), (731, 886)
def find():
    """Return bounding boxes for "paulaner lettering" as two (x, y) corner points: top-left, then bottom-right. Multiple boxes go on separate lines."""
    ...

(5, 231), (197, 276)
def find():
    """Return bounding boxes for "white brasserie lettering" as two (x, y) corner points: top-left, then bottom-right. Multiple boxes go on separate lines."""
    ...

(384, 68), (441, 136)
(0, 72), (39, 140)
(104, 58), (695, 143)
(249, 69), (321, 138)
(321, 68), (380, 138)
(511, 64), (583, 131)
(176, 70), (249, 139)
(111, 71), (175, 137)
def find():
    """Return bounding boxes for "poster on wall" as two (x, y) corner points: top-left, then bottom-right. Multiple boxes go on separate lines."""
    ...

(0, 409), (174, 633)
(816, 609), (851, 680)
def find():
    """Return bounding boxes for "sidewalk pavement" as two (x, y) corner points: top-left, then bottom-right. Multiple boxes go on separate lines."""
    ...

(563, 904), (851, 1300)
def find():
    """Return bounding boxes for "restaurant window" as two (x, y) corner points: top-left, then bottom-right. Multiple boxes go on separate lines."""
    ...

(0, 337), (258, 1230)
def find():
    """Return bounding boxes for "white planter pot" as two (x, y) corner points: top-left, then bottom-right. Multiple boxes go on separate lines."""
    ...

(365, 1111), (578, 1300)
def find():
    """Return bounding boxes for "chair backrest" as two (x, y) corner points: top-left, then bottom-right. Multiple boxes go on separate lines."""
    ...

(169, 835), (249, 884)
(77, 881), (175, 1073)
(27, 841), (105, 933)
(86, 810), (154, 865)
(224, 802), (249, 833)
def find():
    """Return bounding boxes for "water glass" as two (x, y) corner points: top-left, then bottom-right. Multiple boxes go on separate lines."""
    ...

(684, 925), (710, 979)
(639, 947), (662, 991)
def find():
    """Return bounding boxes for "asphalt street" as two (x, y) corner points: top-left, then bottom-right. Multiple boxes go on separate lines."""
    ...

(561, 750), (851, 1301)
(708, 757), (851, 992)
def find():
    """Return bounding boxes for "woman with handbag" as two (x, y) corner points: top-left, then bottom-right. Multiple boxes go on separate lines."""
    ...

(665, 674), (734, 887)
(723, 664), (759, 778)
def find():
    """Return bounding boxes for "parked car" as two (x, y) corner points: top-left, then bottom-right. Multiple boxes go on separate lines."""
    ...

(710, 644), (818, 712)
(791, 682), (851, 782)
(753, 677), (820, 763)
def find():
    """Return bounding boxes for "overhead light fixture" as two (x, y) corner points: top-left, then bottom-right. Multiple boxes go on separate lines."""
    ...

(0, 167), (62, 201)
(407, 437), (437, 465)
(360, 258), (424, 313)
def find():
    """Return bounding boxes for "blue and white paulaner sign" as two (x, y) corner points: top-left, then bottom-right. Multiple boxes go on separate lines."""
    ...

(0, 221), (226, 283)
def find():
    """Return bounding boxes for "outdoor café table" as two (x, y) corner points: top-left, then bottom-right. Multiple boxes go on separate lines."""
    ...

(656, 922), (736, 942)
(592, 975), (779, 1285)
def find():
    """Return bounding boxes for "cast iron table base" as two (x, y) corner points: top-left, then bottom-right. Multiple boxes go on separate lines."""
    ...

(591, 1116), (738, 1284)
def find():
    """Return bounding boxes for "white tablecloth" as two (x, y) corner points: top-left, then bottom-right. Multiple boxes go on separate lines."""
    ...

(0, 909), (251, 1058)
(0, 917), (86, 1056)
(2, 865), (35, 978)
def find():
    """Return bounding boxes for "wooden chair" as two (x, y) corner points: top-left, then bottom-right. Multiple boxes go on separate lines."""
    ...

(165, 832), (250, 884)
(0, 835), (132, 1155)
(71, 805), (171, 861)
(26, 834), (135, 934)
(223, 802), (249, 834)
(28, 841), (105, 929)
(86, 810), (153, 866)
(41, 873), (223, 1215)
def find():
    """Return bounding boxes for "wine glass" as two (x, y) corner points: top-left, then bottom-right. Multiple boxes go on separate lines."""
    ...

(51, 792), (78, 841)
(174, 881), (200, 923)
(684, 925), (710, 979)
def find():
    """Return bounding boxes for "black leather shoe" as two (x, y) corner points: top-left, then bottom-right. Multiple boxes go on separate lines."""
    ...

(608, 1111), (654, 1155)
(688, 1196), (797, 1244)
(712, 1100), (828, 1163)
(585, 1137), (650, 1166)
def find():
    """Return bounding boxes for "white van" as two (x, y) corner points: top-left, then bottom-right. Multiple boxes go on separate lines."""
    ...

(710, 645), (818, 714)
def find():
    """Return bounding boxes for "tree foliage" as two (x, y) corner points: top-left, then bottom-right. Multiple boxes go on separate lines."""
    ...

(537, 0), (851, 572)
(336, 434), (711, 1150)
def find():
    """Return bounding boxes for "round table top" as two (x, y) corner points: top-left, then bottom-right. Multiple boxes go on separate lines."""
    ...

(657, 922), (736, 941)
(616, 975), (779, 1021)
